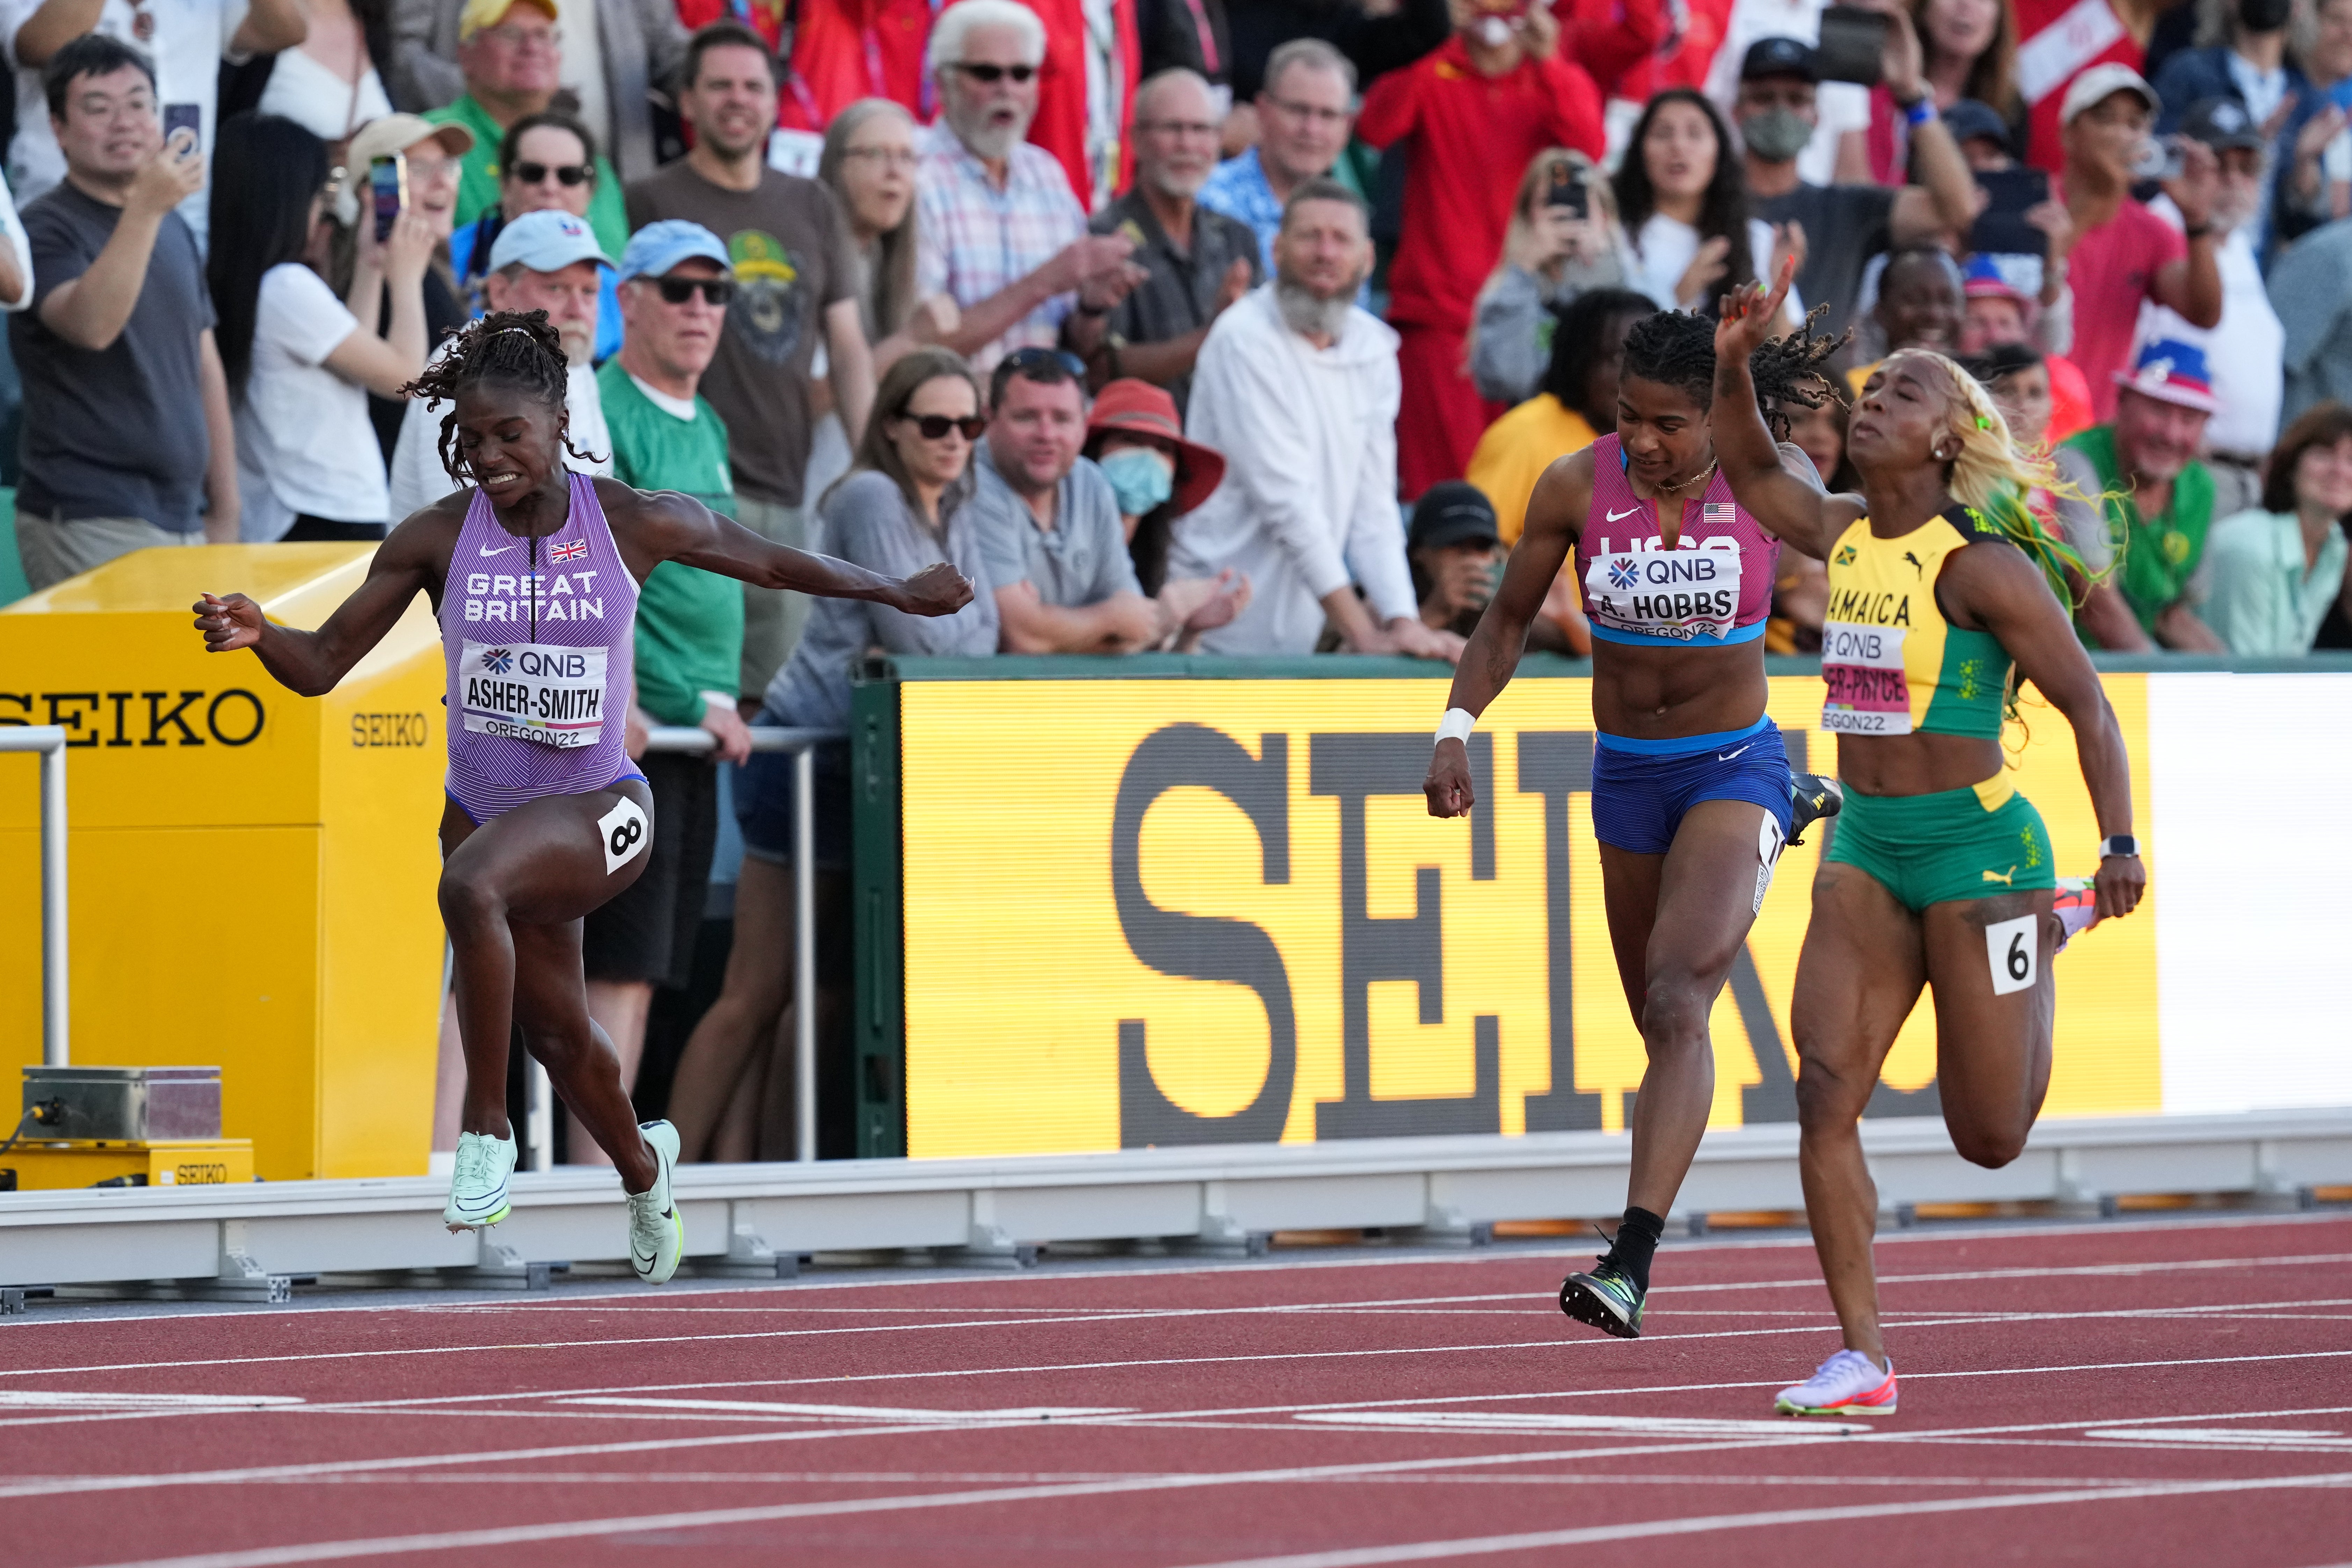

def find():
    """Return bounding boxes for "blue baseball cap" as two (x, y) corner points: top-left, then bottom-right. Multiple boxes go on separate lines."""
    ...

(485, 209), (614, 274)
(2116, 338), (2218, 414)
(617, 220), (733, 283)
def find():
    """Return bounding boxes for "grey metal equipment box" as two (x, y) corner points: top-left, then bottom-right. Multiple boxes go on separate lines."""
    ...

(20, 1067), (223, 1141)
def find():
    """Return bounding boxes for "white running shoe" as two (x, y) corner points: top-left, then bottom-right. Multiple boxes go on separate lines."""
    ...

(443, 1129), (518, 1231)
(1774, 1348), (1898, 1416)
(627, 1119), (685, 1286)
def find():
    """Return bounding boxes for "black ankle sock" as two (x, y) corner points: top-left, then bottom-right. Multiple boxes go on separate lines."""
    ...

(1606, 1206), (1667, 1293)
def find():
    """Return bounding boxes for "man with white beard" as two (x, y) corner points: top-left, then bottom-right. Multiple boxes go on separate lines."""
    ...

(913, 0), (1144, 372)
(386, 208), (614, 516)
(2136, 96), (2286, 478)
(1171, 180), (1462, 662)
(1070, 68), (1260, 413)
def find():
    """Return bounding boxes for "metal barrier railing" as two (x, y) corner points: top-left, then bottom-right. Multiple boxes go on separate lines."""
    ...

(1, 726), (68, 1068)
(642, 724), (839, 1164)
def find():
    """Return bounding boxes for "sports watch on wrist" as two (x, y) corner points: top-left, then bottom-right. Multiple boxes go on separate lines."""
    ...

(2098, 835), (2139, 859)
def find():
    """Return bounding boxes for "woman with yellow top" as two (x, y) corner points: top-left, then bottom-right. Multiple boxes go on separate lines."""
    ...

(1710, 259), (2146, 1422)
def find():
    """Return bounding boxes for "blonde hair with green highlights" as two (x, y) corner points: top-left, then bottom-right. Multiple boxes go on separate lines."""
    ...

(1880, 347), (2101, 610)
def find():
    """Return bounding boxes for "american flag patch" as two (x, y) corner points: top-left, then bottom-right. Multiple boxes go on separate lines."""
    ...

(1703, 503), (1736, 528)
(549, 538), (589, 563)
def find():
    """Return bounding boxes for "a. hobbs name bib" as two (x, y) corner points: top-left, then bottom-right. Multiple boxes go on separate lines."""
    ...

(1583, 537), (1745, 643)
(458, 640), (609, 748)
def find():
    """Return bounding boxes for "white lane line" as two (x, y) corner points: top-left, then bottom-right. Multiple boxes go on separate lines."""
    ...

(5, 1214), (2343, 1334)
(196, 1468), (2135, 1491)
(2086, 1428), (2352, 1448)
(0, 1393), (304, 1410)
(1291, 1413), (1873, 1438)
(1167, 1473), (2352, 1568)
(71, 1458), (2352, 1568)
(553, 1399), (1129, 1423)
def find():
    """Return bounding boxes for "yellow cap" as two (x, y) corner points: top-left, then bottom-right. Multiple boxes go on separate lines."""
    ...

(458, 0), (558, 43)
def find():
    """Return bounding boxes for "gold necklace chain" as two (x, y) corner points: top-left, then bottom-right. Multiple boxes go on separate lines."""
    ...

(1652, 457), (1719, 497)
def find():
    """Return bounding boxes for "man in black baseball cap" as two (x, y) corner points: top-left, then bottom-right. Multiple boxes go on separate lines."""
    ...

(1407, 482), (1503, 638)
(1741, 17), (1976, 344)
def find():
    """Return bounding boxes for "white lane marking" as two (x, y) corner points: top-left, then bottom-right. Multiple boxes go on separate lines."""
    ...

(554, 1399), (1129, 1422)
(68, 1462), (2352, 1568)
(2086, 1427), (2352, 1447)
(1292, 1412), (1873, 1438)
(1166, 1473), (2352, 1568)
(3, 1213), (2341, 1333)
(0, 1393), (305, 1410)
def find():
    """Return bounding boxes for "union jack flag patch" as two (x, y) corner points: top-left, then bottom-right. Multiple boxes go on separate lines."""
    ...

(550, 538), (589, 563)
(1702, 503), (1736, 528)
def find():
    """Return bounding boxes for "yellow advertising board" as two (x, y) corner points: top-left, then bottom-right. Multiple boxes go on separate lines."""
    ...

(899, 674), (2158, 1159)
(0, 545), (447, 1179)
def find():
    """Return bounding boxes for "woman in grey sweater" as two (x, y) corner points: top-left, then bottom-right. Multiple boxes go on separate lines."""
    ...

(670, 347), (999, 1163)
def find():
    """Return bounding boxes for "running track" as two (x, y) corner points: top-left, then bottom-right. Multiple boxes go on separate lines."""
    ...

(4, 1213), (2350, 1567)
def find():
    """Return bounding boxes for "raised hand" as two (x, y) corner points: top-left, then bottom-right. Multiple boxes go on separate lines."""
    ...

(1674, 234), (1732, 308)
(1715, 250), (1798, 363)
(193, 592), (266, 653)
(130, 130), (205, 219)
(893, 561), (976, 617)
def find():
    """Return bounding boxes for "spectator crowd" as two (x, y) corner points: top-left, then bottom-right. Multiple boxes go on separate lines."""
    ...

(7, 0), (2351, 1158)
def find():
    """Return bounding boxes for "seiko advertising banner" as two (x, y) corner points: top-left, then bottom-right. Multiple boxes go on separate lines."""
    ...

(896, 672), (2352, 1159)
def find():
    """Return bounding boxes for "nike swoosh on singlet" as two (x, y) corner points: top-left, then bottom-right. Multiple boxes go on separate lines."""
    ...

(479, 543), (518, 556)
(1606, 506), (1642, 522)
(1716, 743), (1753, 761)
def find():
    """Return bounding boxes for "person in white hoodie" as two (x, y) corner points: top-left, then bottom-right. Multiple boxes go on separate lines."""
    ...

(1172, 179), (1462, 662)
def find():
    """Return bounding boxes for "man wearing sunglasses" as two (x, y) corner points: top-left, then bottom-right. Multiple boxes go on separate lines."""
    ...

(914, 0), (1146, 372)
(573, 217), (750, 1169)
(628, 20), (878, 699)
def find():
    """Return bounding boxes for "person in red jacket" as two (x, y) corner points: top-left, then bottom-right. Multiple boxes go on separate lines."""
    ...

(1358, 0), (1606, 497)
(1027, 0), (1142, 208)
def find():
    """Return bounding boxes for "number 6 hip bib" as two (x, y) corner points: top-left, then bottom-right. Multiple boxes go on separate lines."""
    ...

(458, 640), (610, 749)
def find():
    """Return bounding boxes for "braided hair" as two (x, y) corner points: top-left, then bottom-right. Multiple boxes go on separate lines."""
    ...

(1618, 306), (1849, 440)
(399, 309), (600, 483)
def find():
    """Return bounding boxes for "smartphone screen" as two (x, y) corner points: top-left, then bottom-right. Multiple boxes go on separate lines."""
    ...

(369, 154), (407, 244)
(1544, 164), (1589, 220)
(1967, 166), (2050, 258)
(1815, 6), (1889, 86)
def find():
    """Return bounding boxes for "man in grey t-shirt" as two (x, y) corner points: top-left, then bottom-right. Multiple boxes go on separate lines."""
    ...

(971, 349), (1243, 653)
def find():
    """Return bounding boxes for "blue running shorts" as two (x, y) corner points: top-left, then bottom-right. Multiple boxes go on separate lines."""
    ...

(1589, 716), (1794, 855)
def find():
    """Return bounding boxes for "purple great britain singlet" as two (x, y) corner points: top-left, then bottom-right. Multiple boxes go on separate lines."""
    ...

(1575, 433), (1779, 647)
(440, 474), (641, 822)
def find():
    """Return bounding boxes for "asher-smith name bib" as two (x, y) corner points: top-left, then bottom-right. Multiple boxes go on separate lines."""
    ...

(458, 640), (609, 749)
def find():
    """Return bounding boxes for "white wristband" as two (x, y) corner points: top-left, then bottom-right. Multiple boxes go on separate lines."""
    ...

(1435, 707), (1475, 746)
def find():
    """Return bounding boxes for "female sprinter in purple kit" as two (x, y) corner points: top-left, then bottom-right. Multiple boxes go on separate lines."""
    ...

(1425, 301), (1845, 1338)
(194, 311), (974, 1282)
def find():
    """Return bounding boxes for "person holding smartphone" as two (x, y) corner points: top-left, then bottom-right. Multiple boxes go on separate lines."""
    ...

(207, 110), (432, 542)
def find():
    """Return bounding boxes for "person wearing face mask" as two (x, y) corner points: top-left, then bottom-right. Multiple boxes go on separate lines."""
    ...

(2150, 0), (2318, 260)
(1079, 377), (1235, 608)
(1740, 34), (1976, 344)
(2133, 97), (2284, 483)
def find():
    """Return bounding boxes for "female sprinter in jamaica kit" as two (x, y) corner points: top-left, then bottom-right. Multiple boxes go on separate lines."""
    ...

(191, 312), (973, 1284)
(1424, 305), (1848, 1341)
(1710, 261), (2145, 1417)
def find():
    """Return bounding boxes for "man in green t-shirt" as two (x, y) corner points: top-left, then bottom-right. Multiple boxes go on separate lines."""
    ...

(575, 218), (748, 1165)
(2055, 338), (2227, 651)
(421, 0), (629, 259)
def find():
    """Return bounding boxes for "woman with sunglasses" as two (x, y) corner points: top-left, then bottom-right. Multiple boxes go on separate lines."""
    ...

(192, 312), (975, 1279)
(666, 348), (1003, 1164)
(451, 110), (624, 361)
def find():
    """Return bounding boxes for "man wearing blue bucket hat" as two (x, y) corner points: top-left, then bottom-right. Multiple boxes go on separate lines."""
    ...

(2054, 337), (2227, 651)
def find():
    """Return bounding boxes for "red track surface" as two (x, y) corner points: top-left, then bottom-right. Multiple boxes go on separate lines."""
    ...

(5, 1213), (2351, 1567)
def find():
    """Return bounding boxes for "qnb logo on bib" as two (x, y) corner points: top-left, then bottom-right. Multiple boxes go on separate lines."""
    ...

(1820, 620), (1912, 734)
(598, 795), (651, 875)
(458, 639), (609, 749)
(1583, 536), (1742, 642)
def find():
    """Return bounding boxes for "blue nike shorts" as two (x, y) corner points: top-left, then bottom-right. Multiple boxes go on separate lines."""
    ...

(1589, 716), (1794, 855)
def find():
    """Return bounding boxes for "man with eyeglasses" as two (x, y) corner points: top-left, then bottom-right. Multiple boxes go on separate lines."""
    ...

(418, 0), (623, 247)
(914, 0), (1146, 374)
(386, 206), (615, 518)
(1199, 38), (1360, 280)
(572, 218), (748, 1170)
(1073, 66), (1259, 413)
(1357, 0), (1604, 498)
(7, 0), (305, 249)
(628, 20), (876, 698)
